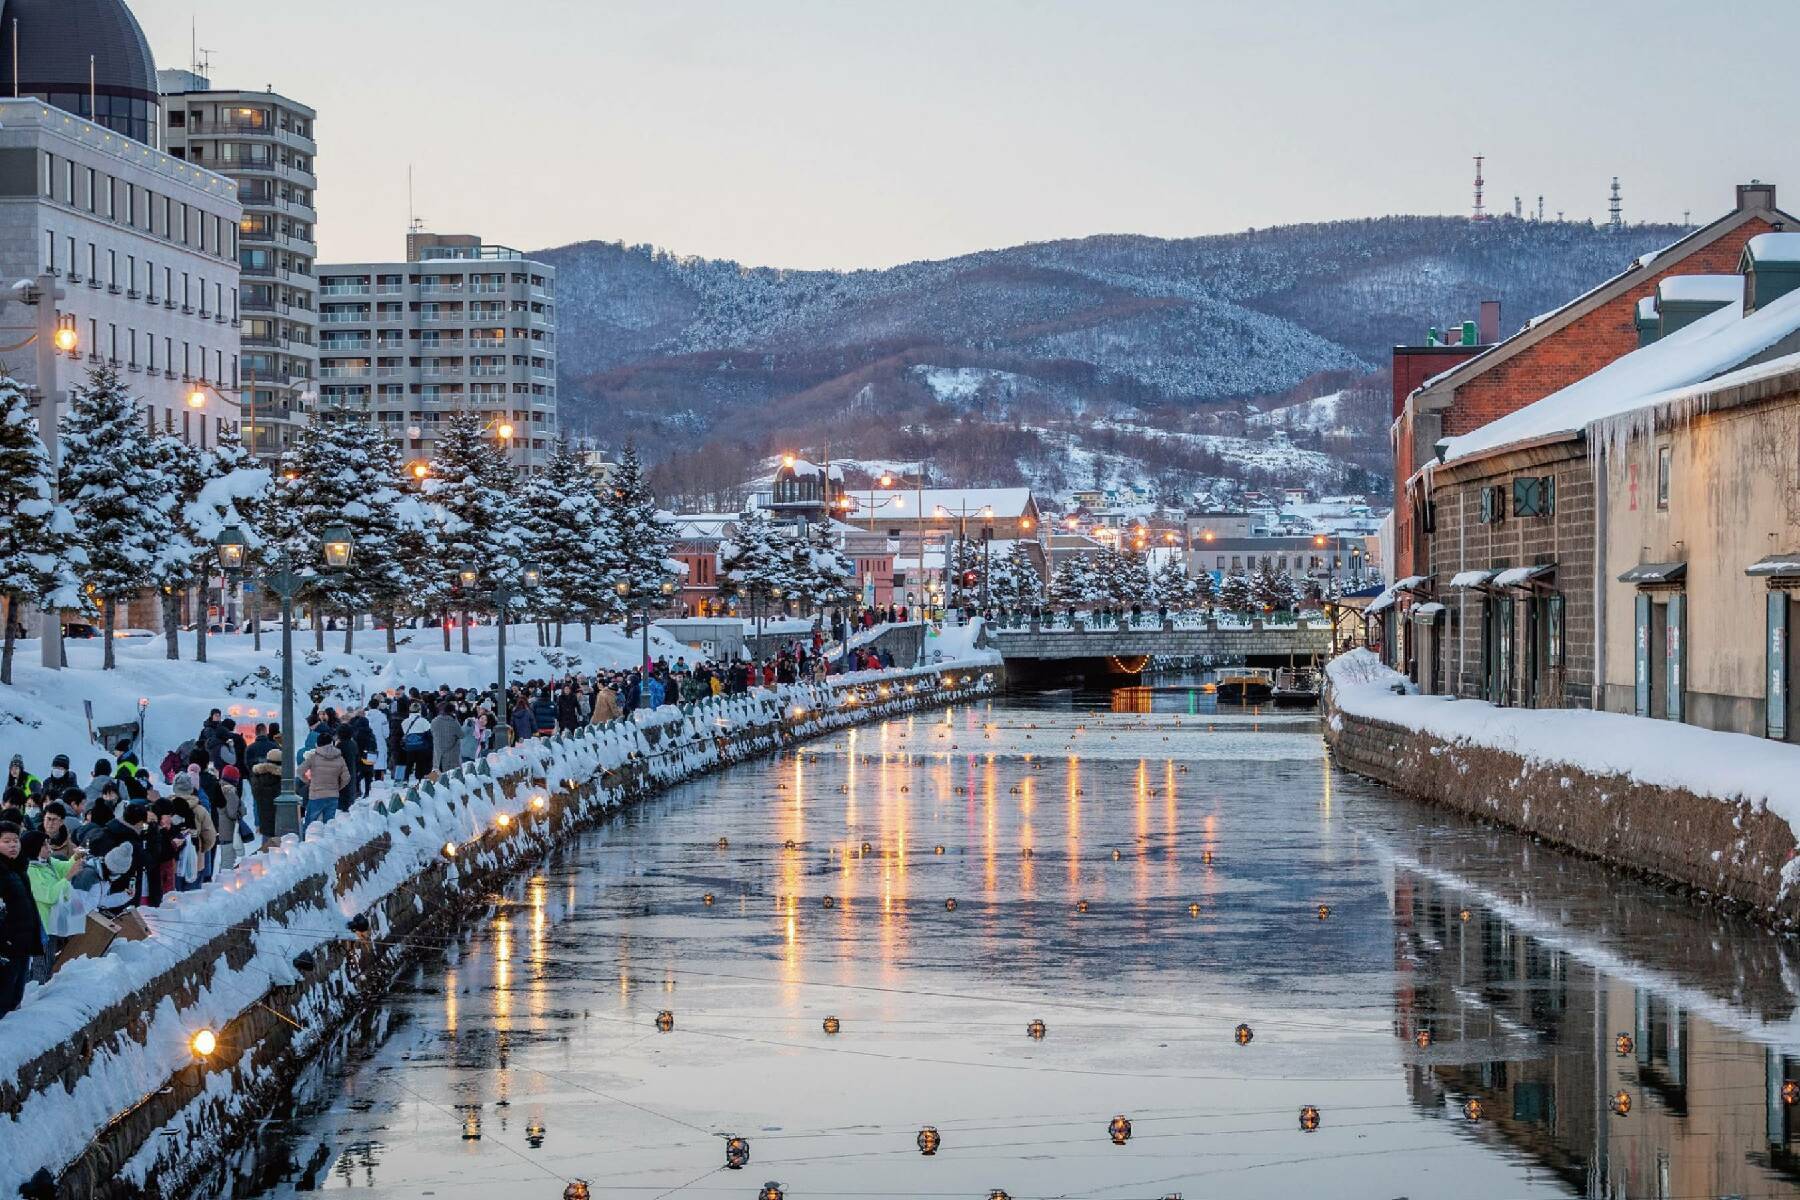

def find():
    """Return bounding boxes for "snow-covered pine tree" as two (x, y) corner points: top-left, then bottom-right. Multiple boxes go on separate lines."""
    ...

(521, 436), (608, 644)
(1150, 555), (1198, 611)
(945, 537), (984, 608)
(425, 409), (526, 653)
(1050, 554), (1099, 608)
(1251, 560), (1297, 617)
(1191, 566), (1216, 614)
(600, 442), (676, 616)
(0, 373), (83, 684)
(1217, 570), (1253, 617)
(718, 506), (791, 636)
(1092, 546), (1152, 608)
(792, 520), (855, 615)
(343, 432), (435, 653)
(987, 540), (1044, 610)
(61, 367), (174, 669)
(147, 433), (213, 661)
(272, 416), (371, 650)
(184, 428), (271, 655)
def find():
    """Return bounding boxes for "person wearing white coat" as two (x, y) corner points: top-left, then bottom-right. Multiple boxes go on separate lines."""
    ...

(365, 700), (391, 779)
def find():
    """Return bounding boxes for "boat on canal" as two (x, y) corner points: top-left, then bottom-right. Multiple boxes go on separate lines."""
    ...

(1271, 665), (1322, 707)
(1215, 666), (1273, 703)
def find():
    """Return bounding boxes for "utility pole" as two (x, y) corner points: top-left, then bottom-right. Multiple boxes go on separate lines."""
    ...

(31, 274), (66, 671)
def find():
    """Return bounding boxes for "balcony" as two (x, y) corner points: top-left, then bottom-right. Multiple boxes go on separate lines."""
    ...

(470, 365), (509, 378)
(375, 283), (408, 295)
(419, 338), (465, 351)
(318, 365), (371, 379)
(320, 338), (372, 351)
(320, 311), (369, 324)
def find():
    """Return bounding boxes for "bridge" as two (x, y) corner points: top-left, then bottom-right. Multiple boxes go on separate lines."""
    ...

(985, 618), (1332, 682)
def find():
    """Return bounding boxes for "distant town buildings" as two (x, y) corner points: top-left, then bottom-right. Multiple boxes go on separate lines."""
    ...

(158, 70), (319, 457)
(315, 232), (559, 472)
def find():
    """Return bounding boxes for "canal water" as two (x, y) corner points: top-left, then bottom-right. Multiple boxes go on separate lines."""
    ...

(223, 677), (1800, 1200)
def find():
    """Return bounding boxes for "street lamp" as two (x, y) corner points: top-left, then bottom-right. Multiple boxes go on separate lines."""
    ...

(224, 522), (349, 837)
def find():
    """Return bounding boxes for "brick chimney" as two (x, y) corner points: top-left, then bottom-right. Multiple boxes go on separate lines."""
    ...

(1477, 300), (1502, 345)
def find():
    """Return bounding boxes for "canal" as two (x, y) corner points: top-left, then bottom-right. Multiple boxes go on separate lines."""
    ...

(222, 676), (1800, 1200)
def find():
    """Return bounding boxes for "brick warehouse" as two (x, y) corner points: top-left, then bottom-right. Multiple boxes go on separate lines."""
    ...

(1393, 182), (1795, 584)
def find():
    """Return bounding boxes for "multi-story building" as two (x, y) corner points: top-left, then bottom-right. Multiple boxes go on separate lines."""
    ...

(315, 232), (558, 471)
(157, 70), (318, 457)
(0, 86), (242, 445)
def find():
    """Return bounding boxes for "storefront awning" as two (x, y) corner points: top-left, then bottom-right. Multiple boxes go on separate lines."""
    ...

(1448, 569), (1496, 589)
(1746, 553), (1800, 579)
(1365, 591), (1396, 615)
(1618, 561), (1686, 585)
(1494, 562), (1557, 588)
(1409, 602), (1446, 621)
(1393, 575), (1431, 592)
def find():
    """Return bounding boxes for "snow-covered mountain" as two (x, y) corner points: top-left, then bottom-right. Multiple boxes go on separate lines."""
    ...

(534, 215), (1686, 504)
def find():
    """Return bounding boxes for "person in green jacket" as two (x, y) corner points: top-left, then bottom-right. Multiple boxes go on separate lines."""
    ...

(23, 828), (84, 935)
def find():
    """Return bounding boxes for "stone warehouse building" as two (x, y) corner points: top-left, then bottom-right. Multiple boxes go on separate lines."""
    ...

(1393, 183), (1796, 583)
(316, 232), (558, 472)
(1417, 241), (1800, 724)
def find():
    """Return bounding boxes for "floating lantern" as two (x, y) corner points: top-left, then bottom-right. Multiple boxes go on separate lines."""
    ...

(1415, 1029), (1432, 1050)
(1189, 902), (1201, 918)
(822, 1016), (841, 1035)
(758, 1184), (783, 1200)
(1316, 904), (1330, 920)
(526, 1121), (545, 1147)
(1234, 1023), (1253, 1046)
(1784, 1080), (1800, 1106)
(1299, 1105), (1321, 1132)
(1021, 847), (1033, 859)
(1027, 1019), (1047, 1040)
(988, 1192), (1011, 1200)
(718, 837), (730, 850)
(917, 1126), (941, 1155)
(724, 1137), (750, 1169)
(1462, 1098), (1482, 1121)
(784, 839), (796, 850)
(1201, 850), (1213, 865)
(822, 895), (836, 909)
(563, 1183), (591, 1200)
(945, 898), (958, 912)
(462, 1109), (481, 1140)
(861, 841), (873, 854)
(703, 893), (715, 906)
(934, 845), (946, 855)
(1610, 1090), (1631, 1116)
(1108, 1115), (1132, 1146)
(655, 1010), (674, 1033)
(1111, 849), (1122, 861)
(190, 1028), (217, 1058)
(1615, 1032), (1633, 1056)
(1076, 899), (1090, 914)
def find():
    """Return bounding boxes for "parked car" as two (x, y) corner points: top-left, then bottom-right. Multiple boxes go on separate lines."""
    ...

(61, 621), (100, 639)
(113, 628), (158, 639)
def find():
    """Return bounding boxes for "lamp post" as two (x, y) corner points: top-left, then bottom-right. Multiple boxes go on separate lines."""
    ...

(617, 577), (676, 671)
(22, 278), (76, 670)
(223, 521), (351, 837)
(479, 561), (537, 742)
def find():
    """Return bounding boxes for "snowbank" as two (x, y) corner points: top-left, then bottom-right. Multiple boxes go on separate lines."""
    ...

(1326, 648), (1800, 838)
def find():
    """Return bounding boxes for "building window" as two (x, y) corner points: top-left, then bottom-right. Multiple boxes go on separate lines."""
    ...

(1513, 475), (1555, 518)
(1656, 445), (1671, 510)
(1479, 484), (1507, 524)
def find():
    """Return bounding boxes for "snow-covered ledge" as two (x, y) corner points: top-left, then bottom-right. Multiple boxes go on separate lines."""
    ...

(1324, 649), (1800, 927)
(0, 660), (1000, 1200)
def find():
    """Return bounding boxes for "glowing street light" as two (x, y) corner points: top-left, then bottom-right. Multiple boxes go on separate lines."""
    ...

(190, 1028), (218, 1058)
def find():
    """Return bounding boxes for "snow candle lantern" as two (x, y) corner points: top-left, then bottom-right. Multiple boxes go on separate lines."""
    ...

(1108, 1115), (1132, 1146)
(1027, 1019), (1047, 1040)
(655, 1010), (674, 1033)
(1234, 1023), (1254, 1046)
(1298, 1105), (1321, 1132)
(757, 1184), (783, 1200)
(562, 1183), (591, 1200)
(1610, 1091), (1632, 1116)
(917, 1126), (941, 1155)
(1463, 1099), (1482, 1121)
(1615, 1033), (1633, 1055)
(822, 1016), (840, 1035)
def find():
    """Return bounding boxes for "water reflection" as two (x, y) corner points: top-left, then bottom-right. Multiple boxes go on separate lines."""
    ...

(220, 673), (1800, 1200)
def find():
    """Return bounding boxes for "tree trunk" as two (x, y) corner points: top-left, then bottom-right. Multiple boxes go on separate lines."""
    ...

(583, 620), (592, 642)
(102, 596), (117, 670)
(251, 587), (263, 653)
(460, 608), (471, 654)
(555, 621), (563, 647)
(313, 606), (325, 652)
(344, 609), (354, 653)
(162, 589), (180, 660)
(195, 590), (208, 664)
(442, 606), (452, 652)
(1, 593), (15, 686)
(385, 608), (398, 653)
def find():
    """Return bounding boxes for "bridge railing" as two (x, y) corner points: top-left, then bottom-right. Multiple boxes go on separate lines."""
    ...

(986, 611), (1329, 634)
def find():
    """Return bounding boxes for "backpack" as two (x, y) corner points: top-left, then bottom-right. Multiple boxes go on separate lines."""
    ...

(402, 719), (429, 752)
(217, 741), (237, 767)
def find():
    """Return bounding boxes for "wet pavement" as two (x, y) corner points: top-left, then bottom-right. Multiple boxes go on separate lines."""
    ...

(222, 678), (1800, 1200)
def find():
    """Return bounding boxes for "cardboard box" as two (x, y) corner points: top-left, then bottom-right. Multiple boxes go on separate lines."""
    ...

(53, 908), (150, 971)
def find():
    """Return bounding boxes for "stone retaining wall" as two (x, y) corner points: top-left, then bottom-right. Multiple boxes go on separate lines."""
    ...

(4, 664), (1000, 1200)
(1324, 689), (1800, 928)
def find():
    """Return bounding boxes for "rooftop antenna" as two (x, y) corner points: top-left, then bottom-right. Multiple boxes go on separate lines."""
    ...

(1472, 155), (1486, 221)
(1536, 195), (1544, 222)
(1683, 208), (1692, 226)
(12, 19), (19, 98)
(407, 164), (423, 234)
(1609, 177), (1623, 232)
(1513, 195), (1522, 219)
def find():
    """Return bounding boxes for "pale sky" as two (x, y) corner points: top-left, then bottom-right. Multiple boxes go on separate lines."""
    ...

(136, 0), (1800, 270)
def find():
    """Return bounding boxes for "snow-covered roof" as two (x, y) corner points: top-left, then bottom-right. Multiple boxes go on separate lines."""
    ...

(1745, 232), (1800, 265)
(1656, 274), (1742, 304)
(913, 488), (1037, 519)
(1636, 296), (1658, 321)
(1493, 563), (1555, 587)
(1441, 284), (1800, 464)
(1409, 602), (1446, 619)
(1448, 569), (1495, 589)
(784, 458), (844, 482)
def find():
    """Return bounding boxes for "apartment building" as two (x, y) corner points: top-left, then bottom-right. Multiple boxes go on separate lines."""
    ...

(315, 232), (558, 471)
(0, 97), (243, 443)
(159, 70), (318, 457)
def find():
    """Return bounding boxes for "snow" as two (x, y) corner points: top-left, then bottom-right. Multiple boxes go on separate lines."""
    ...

(1409, 602), (1445, 617)
(1491, 566), (1540, 586)
(1441, 284), (1800, 464)
(1244, 391), (1348, 435)
(1656, 274), (1743, 303)
(1327, 649), (1800, 840)
(913, 365), (1021, 405)
(1448, 570), (1495, 588)
(1636, 295), (1658, 321)
(1746, 231), (1800, 265)
(910, 487), (1036, 519)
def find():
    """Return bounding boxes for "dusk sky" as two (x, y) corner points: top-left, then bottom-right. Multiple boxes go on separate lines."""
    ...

(140, 0), (1800, 269)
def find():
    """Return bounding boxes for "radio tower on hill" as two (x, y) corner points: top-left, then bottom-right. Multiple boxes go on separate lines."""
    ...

(1609, 177), (1623, 231)
(1472, 155), (1488, 221)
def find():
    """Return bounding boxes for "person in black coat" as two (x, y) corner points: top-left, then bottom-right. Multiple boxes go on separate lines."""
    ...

(0, 821), (44, 1016)
(88, 802), (149, 912)
(531, 691), (557, 736)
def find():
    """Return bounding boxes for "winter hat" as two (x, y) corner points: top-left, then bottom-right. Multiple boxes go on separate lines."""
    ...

(50, 754), (70, 771)
(221, 765), (240, 783)
(101, 840), (135, 880)
(170, 774), (197, 798)
(266, 749), (282, 764)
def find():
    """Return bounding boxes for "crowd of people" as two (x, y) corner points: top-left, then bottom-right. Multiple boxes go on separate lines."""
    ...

(0, 628), (914, 1018)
